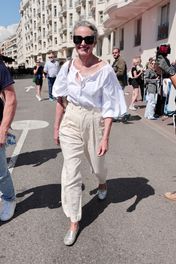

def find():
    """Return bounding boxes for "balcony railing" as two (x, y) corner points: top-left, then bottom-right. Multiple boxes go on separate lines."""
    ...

(157, 23), (169, 40)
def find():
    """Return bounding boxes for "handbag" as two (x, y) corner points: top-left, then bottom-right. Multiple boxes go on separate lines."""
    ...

(33, 76), (37, 83)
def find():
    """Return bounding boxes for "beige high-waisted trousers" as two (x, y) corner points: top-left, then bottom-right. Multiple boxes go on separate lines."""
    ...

(59, 102), (107, 222)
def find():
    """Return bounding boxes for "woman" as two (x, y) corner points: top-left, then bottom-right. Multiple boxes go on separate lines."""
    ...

(33, 61), (44, 101)
(136, 56), (145, 101)
(52, 21), (127, 246)
(144, 60), (159, 120)
(129, 57), (144, 110)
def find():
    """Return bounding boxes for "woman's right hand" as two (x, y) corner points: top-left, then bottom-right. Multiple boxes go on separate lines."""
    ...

(54, 127), (60, 145)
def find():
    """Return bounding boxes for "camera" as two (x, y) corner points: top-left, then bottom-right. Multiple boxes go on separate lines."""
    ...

(156, 44), (171, 58)
(0, 55), (15, 63)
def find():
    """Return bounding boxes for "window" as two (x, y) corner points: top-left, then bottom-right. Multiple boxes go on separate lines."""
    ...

(42, 0), (45, 10)
(119, 28), (124, 50)
(42, 14), (45, 23)
(97, 38), (103, 56)
(157, 3), (170, 40)
(108, 34), (111, 54)
(54, 22), (57, 33)
(99, 11), (103, 24)
(54, 6), (57, 17)
(112, 31), (116, 47)
(69, 0), (73, 8)
(43, 28), (45, 37)
(134, 18), (141, 46)
(54, 37), (57, 45)
(69, 13), (73, 27)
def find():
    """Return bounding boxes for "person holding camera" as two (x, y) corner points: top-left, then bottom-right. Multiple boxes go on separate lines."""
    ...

(156, 47), (176, 201)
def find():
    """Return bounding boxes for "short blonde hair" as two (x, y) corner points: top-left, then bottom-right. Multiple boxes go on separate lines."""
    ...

(132, 57), (140, 65)
(73, 20), (98, 42)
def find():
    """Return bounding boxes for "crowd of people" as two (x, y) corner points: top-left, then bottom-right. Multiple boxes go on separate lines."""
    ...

(111, 47), (176, 121)
(1, 20), (176, 247)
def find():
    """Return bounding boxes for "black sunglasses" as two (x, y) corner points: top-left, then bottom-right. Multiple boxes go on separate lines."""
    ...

(73, 35), (95, 45)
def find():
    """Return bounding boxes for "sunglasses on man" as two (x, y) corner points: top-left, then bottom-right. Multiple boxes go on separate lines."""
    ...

(73, 35), (95, 45)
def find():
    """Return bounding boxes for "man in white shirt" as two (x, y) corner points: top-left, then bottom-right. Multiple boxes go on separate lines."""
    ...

(44, 51), (60, 101)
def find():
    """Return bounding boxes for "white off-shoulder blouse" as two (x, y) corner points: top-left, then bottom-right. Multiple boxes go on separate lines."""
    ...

(52, 60), (127, 118)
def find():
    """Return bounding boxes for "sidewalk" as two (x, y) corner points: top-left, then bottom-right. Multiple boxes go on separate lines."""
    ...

(124, 85), (176, 138)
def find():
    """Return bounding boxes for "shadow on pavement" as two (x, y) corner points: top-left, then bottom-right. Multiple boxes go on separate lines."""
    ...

(113, 114), (142, 124)
(126, 115), (142, 124)
(16, 184), (61, 221)
(128, 115), (142, 121)
(80, 177), (154, 232)
(7, 148), (61, 167)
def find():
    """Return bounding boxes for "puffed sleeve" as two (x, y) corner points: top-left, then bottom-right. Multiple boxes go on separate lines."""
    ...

(101, 67), (127, 118)
(52, 61), (70, 98)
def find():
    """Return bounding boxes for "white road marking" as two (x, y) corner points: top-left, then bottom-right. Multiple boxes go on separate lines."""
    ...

(8, 120), (49, 173)
(25, 85), (35, 92)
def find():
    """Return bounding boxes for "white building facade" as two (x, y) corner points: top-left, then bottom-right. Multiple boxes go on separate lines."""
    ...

(1, 0), (176, 71)
(103, 0), (176, 70)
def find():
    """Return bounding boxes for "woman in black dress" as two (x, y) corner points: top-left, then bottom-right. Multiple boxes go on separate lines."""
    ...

(33, 61), (44, 101)
(129, 57), (144, 110)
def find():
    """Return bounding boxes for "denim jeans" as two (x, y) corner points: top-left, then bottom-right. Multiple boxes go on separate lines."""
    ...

(0, 146), (15, 201)
(144, 93), (157, 119)
(47, 77), (56, 99)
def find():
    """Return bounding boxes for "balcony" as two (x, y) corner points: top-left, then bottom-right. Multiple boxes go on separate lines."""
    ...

(37, 8), (41, 14)
(104, 0), (162, 28)
(48, 29), (52, 37)
(38, 21), (41, 28)
(75, 0), (81, 10)
(157, 23), (169, 40)
(58, 12), (63, 18)
(62, 23), (67, 33)
(61, 5), (67, 15)
(48, 13), (52, 22)
(48, 0), (52, 6)
(80, 14), (86, 20)
(38, 34), (41, 41)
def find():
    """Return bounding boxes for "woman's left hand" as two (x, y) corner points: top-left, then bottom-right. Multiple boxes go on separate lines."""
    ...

(97, 138), (109, 156)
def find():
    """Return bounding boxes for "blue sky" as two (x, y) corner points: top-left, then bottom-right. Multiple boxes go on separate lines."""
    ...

(0, 0), (20, 27)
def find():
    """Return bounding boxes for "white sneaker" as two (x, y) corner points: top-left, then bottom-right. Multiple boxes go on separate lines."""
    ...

(0, 199), (16, 221)
(129, 105), (137, 111)
(36, 95), (42, 101)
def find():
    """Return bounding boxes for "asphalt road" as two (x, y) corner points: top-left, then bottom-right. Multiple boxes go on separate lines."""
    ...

(1, 78), (176, 264)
